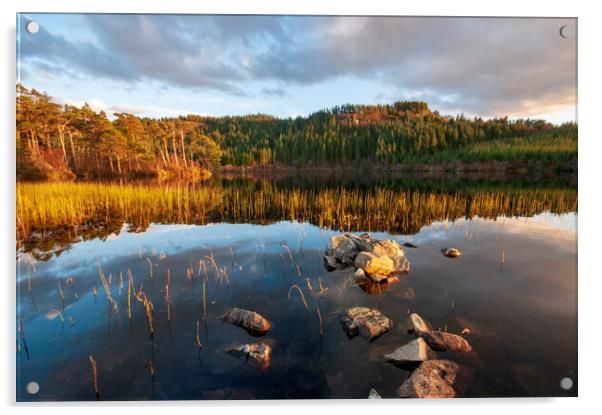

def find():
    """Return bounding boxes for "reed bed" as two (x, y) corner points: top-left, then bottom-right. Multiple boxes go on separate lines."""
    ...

(16, 181), (577, 243)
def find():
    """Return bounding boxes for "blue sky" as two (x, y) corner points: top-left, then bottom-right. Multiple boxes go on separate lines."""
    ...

(17, 14), (577, 123)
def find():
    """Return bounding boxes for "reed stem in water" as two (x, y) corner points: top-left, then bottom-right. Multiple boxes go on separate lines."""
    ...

(165, 269), (171, 321)
(288, 284), (309, 310)
(88, 354), (99, 400)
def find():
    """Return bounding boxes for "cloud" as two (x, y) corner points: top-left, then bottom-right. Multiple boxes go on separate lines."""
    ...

(19, 14), (576, 118)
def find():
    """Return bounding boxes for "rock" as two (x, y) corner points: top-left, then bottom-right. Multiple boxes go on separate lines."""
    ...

(441, 248), (462, 258)
(384, 338), (437, 366)
(408, 313), (431, 334)
(368, 388), (382, 399)
(225, 342), (272, 369)
(355, 252), (395, 277)
(324, 234), (410, 278)
(340, 307), (392, 341)
(221, 308), (271, 336)
(324, 255), (343, 271)
(403, 242), (418, 248)
(398, 359), (471, 398)
(419, 331), (473, 353)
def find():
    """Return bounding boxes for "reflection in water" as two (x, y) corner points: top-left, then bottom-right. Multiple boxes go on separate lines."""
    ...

(16, 213), (577, 400)
(17, 178), (577, 260)
(16, 177), (577, 400)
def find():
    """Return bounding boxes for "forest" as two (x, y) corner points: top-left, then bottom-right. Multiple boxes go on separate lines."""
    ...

(16, 84), (578, 180)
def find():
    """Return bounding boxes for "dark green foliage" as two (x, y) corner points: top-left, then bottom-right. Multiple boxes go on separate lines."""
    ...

(17, 84), (577, 176)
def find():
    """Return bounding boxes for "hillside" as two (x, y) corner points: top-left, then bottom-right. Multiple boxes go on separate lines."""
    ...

(16, 84), (577, 180)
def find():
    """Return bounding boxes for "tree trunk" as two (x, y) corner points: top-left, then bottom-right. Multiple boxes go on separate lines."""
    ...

(180, 130), (188, 168)
(172, 131), (179, 166)
(68, 129), (78, 169)
(57, 124), (68, 162)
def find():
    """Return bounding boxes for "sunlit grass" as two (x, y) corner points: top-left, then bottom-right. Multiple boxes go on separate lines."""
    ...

(16, 180), (577, 242)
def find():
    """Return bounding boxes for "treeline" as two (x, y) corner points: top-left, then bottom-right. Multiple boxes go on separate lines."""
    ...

(16, 84), (577, 179)
(16, 85), (222, 180)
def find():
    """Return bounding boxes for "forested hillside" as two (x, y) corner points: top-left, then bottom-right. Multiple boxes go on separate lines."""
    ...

(16, 84), (577, 180)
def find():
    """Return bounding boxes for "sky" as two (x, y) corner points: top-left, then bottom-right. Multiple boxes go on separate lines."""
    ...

(17, 14), (577, 123)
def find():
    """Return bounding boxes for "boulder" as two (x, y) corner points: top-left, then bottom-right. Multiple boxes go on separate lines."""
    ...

(221, 308), (271, 336)
(408, 313), (432, 334)
(398, 359), (471, 398)
(340, 307), (392, 341)
(384, 338), (437, 366)
(355, 252), (395, 277)
(323, 234), (410, 278)
(419, 331), (473, 353)
(441, 248), (462, 258)
(324, 255), (343, 271)
(368, 389), (382, 399)
(225, 342), (272, 369)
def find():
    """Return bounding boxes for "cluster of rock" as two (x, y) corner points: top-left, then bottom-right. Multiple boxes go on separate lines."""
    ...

(381, 313), (473, 398)
(324, 233), (410, 282)
(221, 307), (272, 368)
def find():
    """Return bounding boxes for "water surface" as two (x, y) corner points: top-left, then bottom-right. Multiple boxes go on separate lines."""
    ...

(16, 177), (578, 400)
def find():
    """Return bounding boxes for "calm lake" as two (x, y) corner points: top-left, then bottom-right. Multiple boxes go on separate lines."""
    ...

(16, 176), (578, 400)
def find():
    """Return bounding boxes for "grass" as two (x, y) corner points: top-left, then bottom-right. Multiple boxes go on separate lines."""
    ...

(16, 179), (577, 244)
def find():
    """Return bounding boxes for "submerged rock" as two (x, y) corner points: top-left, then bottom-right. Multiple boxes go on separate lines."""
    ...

(419, 331), (473, 353)
(324, 233), (410, 281)
(340, 307), (392, 341)
(403, 242), (418, 248)
(408, 313), (432, 335)
(355, 269), (400, 294)
(441, 248), (462, 258)
(368, 388), (382, 399)
(225, 342), (272, 369)
(398, 359), (471, 398)
(384, 338), (437, 366)
(221, 307), (271, 336)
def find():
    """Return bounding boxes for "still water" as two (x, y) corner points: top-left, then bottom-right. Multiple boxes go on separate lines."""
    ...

(16, 178), (578, 400)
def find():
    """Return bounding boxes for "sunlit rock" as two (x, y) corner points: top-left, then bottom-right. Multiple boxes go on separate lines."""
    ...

(220, 307), (271, 336)
(441, 248), (462, 258)
(384, 338), (437, 366)
(398, 359), (472, 398)
(340, 307), (392, 341)
(324, 233), (410, 281)
(225, 342), (272, 369)
(418, 331), (473, 353)
(408, 313), (432, 334)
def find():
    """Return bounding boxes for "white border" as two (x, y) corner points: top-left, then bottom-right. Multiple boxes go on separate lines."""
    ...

(2, 1), (601, 414)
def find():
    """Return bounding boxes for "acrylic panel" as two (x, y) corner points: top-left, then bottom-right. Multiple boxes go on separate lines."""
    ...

(16, 13), (577, 401)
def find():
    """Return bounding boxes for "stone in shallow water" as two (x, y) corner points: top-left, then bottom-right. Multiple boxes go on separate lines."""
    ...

(220, 307), (271, 336)
(354, 252), (395, 278)
(441, 248), (462, 258)
(409, 313), (432, 334)
(323, 233), (411, 278)
(340, 307), (392, 341)
(398, 359), (472, 398)
(384, 338), (437, 366)
(225, 342), (272, 369)
(419, 331), (473, 353)
(368, 388), (382, 399)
